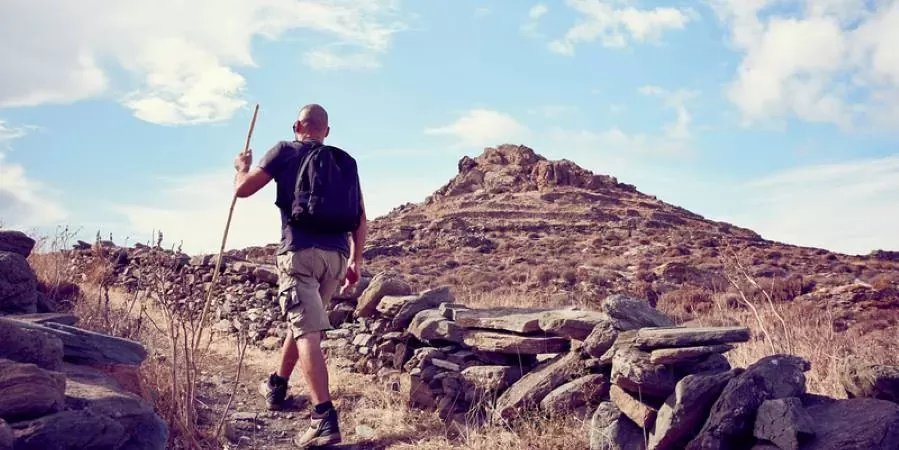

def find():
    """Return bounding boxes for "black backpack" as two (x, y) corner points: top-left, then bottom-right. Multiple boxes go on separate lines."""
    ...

(288, 141), (363, 234)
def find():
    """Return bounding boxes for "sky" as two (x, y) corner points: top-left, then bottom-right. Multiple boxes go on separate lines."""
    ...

(1, 0), (898, 256)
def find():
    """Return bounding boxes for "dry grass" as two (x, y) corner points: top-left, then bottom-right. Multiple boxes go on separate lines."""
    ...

(25, 227), (226, 449)
(19, 225), (899, 449)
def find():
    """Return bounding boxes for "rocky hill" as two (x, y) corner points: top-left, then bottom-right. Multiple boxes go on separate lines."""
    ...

(231, 144), (899, 332)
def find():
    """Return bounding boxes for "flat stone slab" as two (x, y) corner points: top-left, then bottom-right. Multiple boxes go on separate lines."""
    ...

(460, 329), (570, 355)
(493, 351), (589, 421)
(451, 306), (609, 340)
(650, 344), (734, 365)
(4, 313), (79, 326)
(609, 384), (658, 428)
(0, 317), (148, 366)
(635, 326), (751, 350)
(409, 309), (570, 354)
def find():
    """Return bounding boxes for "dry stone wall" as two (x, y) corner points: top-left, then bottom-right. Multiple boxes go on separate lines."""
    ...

(68, 242), (899, 450)
(0, 230), (168, 450)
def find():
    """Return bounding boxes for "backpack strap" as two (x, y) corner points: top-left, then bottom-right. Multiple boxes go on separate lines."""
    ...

(293, 140), (324, 197)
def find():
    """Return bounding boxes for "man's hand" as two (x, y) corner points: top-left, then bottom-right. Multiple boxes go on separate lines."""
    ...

(341, 260), (361, 294)
(234, 149), (252, 172)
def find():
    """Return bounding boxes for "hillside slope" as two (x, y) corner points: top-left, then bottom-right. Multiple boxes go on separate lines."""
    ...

(232, 144), (898, 331)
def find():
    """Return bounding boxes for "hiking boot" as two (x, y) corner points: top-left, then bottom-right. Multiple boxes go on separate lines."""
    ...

(294, 407), (342, 448)
(259, 373), (288, 410)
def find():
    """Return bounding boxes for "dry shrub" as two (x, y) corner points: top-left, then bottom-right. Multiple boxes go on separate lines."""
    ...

(692, 299), (898, 397)
(656, 286), (714, 321)
(868, 273), (898, 291)
(534, 268), (559, 287)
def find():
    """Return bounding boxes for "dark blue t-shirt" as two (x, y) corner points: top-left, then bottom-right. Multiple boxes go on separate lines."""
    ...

(257, 139), (351, 257)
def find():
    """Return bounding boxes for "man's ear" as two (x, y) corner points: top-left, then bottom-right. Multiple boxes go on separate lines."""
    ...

(292, 120), (301, 134)
(325, 126), (330, 138)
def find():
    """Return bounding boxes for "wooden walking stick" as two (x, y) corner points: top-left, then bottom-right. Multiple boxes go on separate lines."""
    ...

(192, 103), (260, 354)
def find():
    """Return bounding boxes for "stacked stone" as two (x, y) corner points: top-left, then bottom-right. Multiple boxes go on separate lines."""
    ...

(587, 325), (899, 450)
(320, 271), (674, 426)
(0, 230), (168, 450)
(588, 323), (751, 449)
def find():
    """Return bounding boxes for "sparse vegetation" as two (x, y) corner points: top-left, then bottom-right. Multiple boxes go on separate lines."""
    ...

(8, 145), (897, 449)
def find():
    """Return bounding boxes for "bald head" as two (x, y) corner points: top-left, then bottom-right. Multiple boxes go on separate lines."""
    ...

(294, 103), (330, 141)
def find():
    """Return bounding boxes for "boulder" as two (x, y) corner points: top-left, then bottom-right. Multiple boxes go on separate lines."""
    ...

(648, 369), (741, 450)
(0, 359), (66, 423)
(686, 354), (810, 450)
(355, 272), (412, 318)
(588, 401), (646, 450)
(61, 363), (169, 449)
(841, 363), (899, 403)
(378, 286), (454, 329)
(0, 317), (65, 370)
(752, 397), (815, 450)
(0, 230), (35, 258)
(611, 345), (677, 400)
(0, 317), (147, 366)
(582, 320), (619, 359)
(0, 251), (39, 314)
(408, 308), (465, 343)
(602, 294), (674, 331)
(802, 397), (899, 450)
(540, 374), (609, 416)
(460, 365), (525, 398)
(493, 351), (589, 421)
(10, 409), (128, 450)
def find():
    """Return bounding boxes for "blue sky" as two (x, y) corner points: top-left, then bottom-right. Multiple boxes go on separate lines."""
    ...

(2, 0), (898, 256)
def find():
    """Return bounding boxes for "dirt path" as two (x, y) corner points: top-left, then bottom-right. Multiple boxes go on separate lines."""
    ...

(106, 289), (452, 450)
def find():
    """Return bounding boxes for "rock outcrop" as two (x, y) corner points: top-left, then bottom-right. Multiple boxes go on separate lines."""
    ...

(0, 231), (168, 450)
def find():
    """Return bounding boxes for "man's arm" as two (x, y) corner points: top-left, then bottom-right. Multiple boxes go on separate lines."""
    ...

(349, 194), (367, 264)
(233, 147), (274, 198)
(234, 167), (272, 198)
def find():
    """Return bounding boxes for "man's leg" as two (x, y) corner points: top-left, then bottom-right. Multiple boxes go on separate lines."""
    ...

(295, 330), (330, 405)
(293, 249), (346, 448)
(278, 327), (299, 379)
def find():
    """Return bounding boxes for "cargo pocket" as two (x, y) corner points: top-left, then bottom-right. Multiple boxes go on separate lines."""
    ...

(277, 287), (300, 318)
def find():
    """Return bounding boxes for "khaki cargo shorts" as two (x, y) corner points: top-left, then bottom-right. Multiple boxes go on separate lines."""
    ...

(275, 247), (348, 338)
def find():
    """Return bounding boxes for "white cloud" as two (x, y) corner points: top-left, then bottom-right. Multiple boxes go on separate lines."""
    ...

(0, 120), (69, 230)
(424, 109), (533, 148)
(0, 0), (408, 125)
(639, 85), (699, 140)
(711, 0), (899, 130)
(726, 154), (899, 254)
(429, 88), (697, 155)
(548, 0), (693, 55)
(475, 7), (491, 18)
(522, 4), (550, 38)
(530, 4), (549, 19)
(302, 48), (381, 71)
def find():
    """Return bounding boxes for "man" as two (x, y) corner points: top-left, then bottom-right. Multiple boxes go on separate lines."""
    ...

(233, 103), (367, 447)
